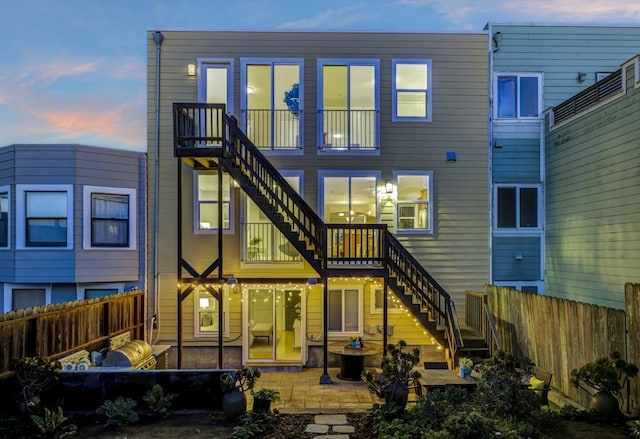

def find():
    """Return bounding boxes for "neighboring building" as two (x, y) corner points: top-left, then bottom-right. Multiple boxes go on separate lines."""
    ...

(0, 144), (146, 313)
(147, 30), (490, 369)
(487, 24), (640, 295)
(545, 55), (640, 309)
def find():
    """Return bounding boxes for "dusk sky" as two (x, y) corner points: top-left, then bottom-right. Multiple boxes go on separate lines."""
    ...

(1, 0), (639, 152)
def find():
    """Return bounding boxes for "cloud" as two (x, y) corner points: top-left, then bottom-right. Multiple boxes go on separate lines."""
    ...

(277, 4), (378, 29)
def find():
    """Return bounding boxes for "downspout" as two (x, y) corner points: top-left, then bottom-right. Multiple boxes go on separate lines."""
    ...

(487, 23), (495, 286)
(150, 31), (164, 343)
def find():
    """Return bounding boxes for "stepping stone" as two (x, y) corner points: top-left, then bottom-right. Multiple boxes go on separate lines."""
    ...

(305, 424), (329, 434)
(333, 425), (355, 434)
(314, 414), (348, 425)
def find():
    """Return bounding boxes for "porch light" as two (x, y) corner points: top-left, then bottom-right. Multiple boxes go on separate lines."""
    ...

(199, 298), (210, 308)
(307, 278), (318, 285)
(187, 64), (196, 76)
(446, 151), (457, 163)
(385, 180), (393, 194)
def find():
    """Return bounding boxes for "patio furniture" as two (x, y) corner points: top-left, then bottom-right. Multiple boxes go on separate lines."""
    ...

(329, 342), (383, 381)
(529, 366), (552, 406)
(250, 322), (273, 344)
(420, 368), (477, 393)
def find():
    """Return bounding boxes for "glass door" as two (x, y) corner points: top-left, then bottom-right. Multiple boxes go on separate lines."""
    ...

(198, 61), (233, 146)
(246, 287), (302, 362)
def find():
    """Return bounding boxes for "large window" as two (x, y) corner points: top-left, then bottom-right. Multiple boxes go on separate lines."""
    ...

(392, 59), (432, 122)
(318, 59), (379, 152)
(16, 185), (73, 249)
(83, 186), (136, 249)
(242, 59), (303, 152)
(195, 172), (232, 232)
(0, 188), (8, 248)
(328, 287), (361, 334)
(3, 284), (51, 311)
(320, 172), (378, 224)
(495, 185), (540, 229)
(495, 74), (541, 119)
(394, 172), (433, 233)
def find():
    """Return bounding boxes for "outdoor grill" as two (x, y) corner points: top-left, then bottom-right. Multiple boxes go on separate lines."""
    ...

(102, 339), (156, 370)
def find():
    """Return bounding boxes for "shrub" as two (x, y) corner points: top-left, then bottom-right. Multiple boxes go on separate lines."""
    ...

(30, 406), (77, 438)
(97, 396), (138, 428)
(143, 384), (177, 418)
(228, 411), (276, 439)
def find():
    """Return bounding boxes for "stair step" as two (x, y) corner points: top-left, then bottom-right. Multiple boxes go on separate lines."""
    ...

(423, 361), (448, 370)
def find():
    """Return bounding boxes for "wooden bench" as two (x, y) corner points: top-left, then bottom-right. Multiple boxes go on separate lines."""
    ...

(528, 366), (552, 406)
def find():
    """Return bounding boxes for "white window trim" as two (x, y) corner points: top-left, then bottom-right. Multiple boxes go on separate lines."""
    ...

(493, 184), (542, 232)
(76, 282), (124, 301)
(370, 287), (403, 314)
(328, 284), (363, 336)
(16, 184), (73, 250)
(493, 72), (543, 121)
(197, 58), (234, 114)
(82, 185), (136, 250)
(392, 59), (432, 122)
(393, 170), (434, 235)
(0, 185), (10, 249)
(194, 170), (234, 234)
(318, 170), (381, 222)
(194, 286), (231, 338)
(4, 283), (52, 311)
(493, 281), (545, 295)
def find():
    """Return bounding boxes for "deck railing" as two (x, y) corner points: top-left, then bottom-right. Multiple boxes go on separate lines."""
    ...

(465, 290), (501, 357)
(326, 224), (386, 266)
(242, 109), (301, 151)
(319, 109), (378, 151)
(244, 222), (302, 263)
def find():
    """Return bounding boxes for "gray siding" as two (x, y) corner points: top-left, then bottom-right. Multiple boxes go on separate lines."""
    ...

(51, 284), (78, 304)
(148, 30), (490, 340)
(492, 138), (540, 182)
(492, 236), (541, 281)
(545, 59), (640, 309)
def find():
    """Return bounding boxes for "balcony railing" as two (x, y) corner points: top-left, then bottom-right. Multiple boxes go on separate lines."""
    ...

(244, 222), (302, 263)
(552, 69), (623, 126)
(319, 109), (378, 151)
(242, 109), (302, 151)
(174, 103), (225, 152)
(326, 224), (385, 266)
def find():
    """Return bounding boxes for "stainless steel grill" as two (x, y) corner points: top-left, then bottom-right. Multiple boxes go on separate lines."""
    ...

(102, 340), (156, 370)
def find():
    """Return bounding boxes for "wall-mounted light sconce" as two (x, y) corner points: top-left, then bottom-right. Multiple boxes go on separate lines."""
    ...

(187, 64), (197, 76)
(247, 86), (255, 94)
(577, 72), (587, 83)
(227, 277), (237, 285)
(199, 298), (210, 308)
(385, 180), (393, 194)
(515, 251), (524, 260)
(446, 151), (457, 163)
(307, 278), (318, 285)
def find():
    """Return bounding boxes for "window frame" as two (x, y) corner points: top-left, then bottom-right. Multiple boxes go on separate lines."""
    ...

(370, 287), (403, 314)
(493, 281), (545, 295)
(494, 72), (542, 120)
(76, 283), (124, 301)
(4, 283), (52, 311)
(0, 185), (9, 249)
(493, 184), (542, 231)
(392, 59), (432, 122)
(393, 171), (433, 234)
(317, 58), (380, 155)
(240, 57), (304, 155)
(318, 170), (380, 223)
(16, 185), (73, 250)
(83, 185), (136, 250)
(194, 170), (234, 234)
(327, 285), (363, 336)
(193, 285), (230, 338)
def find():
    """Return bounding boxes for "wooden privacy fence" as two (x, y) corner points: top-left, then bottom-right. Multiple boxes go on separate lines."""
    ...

(482, 284), (639, 412)
(0, 290), (144, 378)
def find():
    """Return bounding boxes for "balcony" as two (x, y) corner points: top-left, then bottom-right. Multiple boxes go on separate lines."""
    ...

(319, 109), (378, 152)
(173, 103), (226, 157)
(243, 222), (302, 263)
(242, 109), (302, 152)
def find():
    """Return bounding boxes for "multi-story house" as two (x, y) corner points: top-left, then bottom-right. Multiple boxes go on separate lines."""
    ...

(487, 24), (640, 296)
(147, 30), (489, 372)
(0, 144), (146, 312)
(545, 54), (640, 309)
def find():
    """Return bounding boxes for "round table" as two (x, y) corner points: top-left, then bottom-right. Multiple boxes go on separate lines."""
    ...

(328, 342), (383, 381)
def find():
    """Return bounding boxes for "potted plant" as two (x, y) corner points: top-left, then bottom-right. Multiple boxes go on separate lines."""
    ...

(361, 340), (421, 409)
(570, 351), (638, 418)
(251, 388), (280, 413)
(11, 356), (62, 414)
(459, 357), (474, 378)
(220, 368), (261, 420)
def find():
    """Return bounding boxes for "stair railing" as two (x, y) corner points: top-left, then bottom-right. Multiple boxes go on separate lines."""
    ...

(464, 290), (502, 357)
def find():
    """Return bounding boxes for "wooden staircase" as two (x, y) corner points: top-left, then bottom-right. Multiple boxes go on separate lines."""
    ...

(173, 103), (492, 366)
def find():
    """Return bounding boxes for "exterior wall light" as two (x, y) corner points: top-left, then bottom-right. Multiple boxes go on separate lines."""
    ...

(385, 180), (393, 194)
(187, 64), (196, 76)
(446, 151), (457, 162)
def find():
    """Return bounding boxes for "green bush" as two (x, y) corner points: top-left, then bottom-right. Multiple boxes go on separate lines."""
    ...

(30, 407), (77, 438)
(97, 396), (138, 428)
(143, 384), (177, 418)
(228, 411), (276, 439)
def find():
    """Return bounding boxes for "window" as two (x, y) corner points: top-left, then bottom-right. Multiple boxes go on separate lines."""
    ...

(241, 58), (303, 152)
(493, 282), (544, 295)
(83, 186), (136, 249)
(4, 284), (52, 311)
(328, 287), (362, 334)
(16, 185), (73, 249)
(495, 185), (540, 229)
(318, 59), (379, 152)
(370, 288), (403, 314)
(495, 74), (541, 118)
(392, 59), (432, 122)
(320, 172), (378, 223)
(194, 286), (229, 337)
(0, 187), (8, 248)
(195, 171), (232, 232)
(394, 172), (433, 233)
(77, 283), (124, 300)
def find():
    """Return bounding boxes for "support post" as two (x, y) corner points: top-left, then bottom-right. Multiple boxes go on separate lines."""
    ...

(320, 277), (331, 384)
(177, 159), (183, 368)
(383, 276), (388, 356)
(217, 159), (224, 368)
